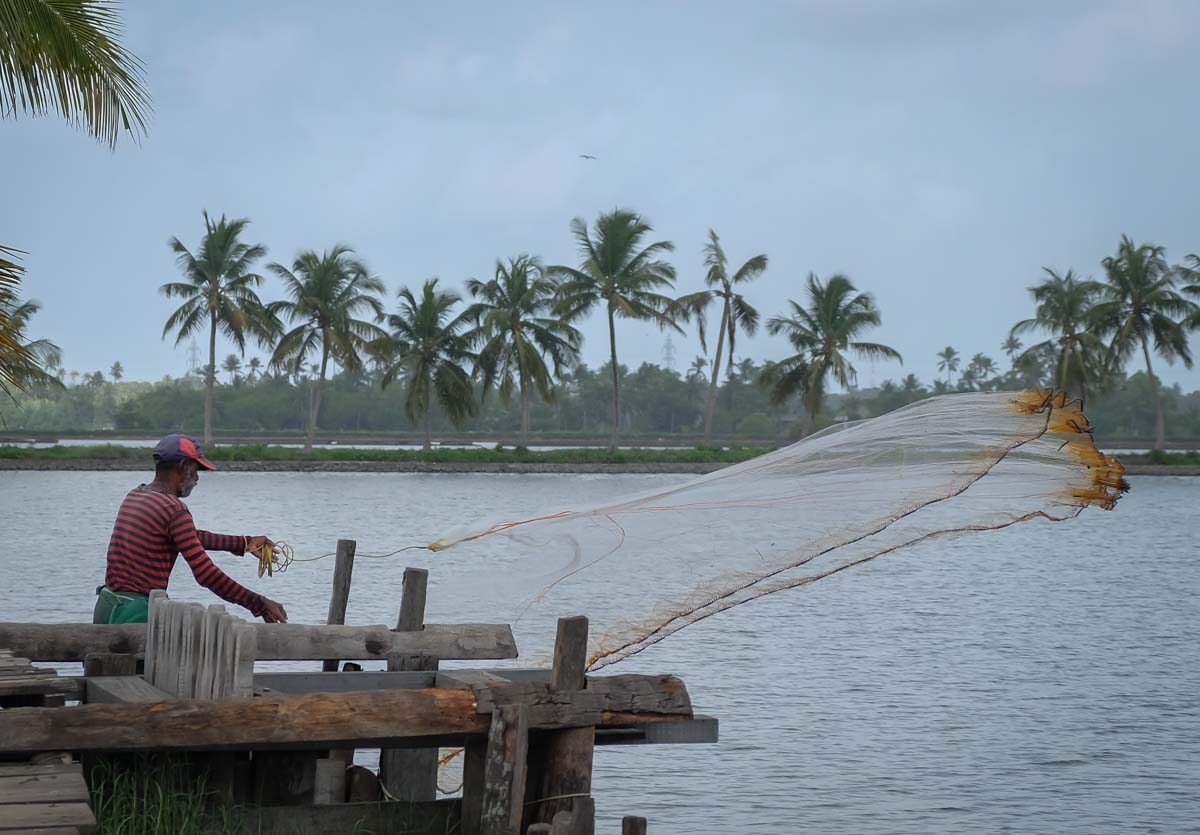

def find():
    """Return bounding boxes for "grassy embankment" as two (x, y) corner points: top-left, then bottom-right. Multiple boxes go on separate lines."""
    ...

(0, 443), (767, 465)
(1, 445), (1197, 466)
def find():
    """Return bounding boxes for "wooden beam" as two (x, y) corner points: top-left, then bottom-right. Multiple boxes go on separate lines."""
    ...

(460, 736), (487, 835)
(322, 538), (356, 672)
(85, 677), (172, 705)
(0, 621), (518, 662)
(380, 566), (438, 802)
(480, 703), (528, 835)
(0, 688), (487, 754)
(529, 616), (594, 828)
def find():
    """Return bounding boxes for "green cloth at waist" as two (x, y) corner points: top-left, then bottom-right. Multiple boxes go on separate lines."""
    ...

(93, 585), (152, 625)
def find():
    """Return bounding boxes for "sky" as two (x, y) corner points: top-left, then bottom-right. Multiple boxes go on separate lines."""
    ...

(4, 0), (1200, 391)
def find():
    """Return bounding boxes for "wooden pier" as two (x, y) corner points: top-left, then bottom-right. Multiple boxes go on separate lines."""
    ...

(0, 539), (716, 834)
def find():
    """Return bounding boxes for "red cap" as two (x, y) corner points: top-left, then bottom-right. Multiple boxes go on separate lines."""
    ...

(153, 434), (218, 471)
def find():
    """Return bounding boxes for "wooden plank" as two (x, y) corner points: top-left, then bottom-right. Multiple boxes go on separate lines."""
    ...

(0, 770), (90, 804)
(480, 703), (528, 835)
(83, 653), (137, 679)
(529, 617), (594, 829)
(142, 590), (167, 686)
(213, 612), (232, 700)
(0, 677), (81, 700)
(254, 668), (546, 695)
(85, 676), (173, 705)
(456, 675), (693, 729)
(0, 688), (488, 754)
(0, 801), (95, 830)
(232, 622), (257, 698)
(381, 566), (438, 802)
(595, 714), (719, 746)
(322, 538), (357, 672)
(255, 670), (438, 694)
(195, 605), (222, 700)
(460, 735), (487, 835)
(312, 758), (346, 805)
(0, 765), (82, 778)
(0, 621), (518, 662)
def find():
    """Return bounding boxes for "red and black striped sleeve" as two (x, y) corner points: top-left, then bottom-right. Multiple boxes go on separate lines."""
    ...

(197, 530), (246, 555)
(168, 508), (265, 617)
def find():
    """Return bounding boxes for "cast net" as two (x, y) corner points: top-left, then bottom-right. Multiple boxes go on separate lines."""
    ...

(422, 390), (1127, 669)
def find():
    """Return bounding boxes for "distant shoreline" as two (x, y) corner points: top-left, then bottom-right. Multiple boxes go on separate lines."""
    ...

(0, 459), (1193, 476)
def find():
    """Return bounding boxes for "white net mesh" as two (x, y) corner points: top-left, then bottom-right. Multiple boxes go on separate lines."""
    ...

(423, 390), (1127, 669)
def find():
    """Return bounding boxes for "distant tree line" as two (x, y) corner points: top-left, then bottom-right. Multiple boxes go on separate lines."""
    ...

(4, 212), (1200, 449)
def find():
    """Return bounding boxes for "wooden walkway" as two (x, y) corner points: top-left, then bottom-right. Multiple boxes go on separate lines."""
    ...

(0, 650), (76, 709)
(0, 762), (96, 833)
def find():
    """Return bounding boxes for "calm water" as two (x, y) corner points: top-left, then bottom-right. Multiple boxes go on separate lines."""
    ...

(1, 472), (1196, 834)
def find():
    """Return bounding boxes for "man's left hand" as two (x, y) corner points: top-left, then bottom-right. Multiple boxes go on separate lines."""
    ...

(245, 535), (275, 557)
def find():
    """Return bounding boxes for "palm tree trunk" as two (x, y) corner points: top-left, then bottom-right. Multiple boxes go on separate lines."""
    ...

(424, 392), (433, 452)
(607, 305), (620, 451)
(519, 380), (530, 448)
(305, 345), (329, 453)
(1057, 342), (1069, 393)
(1142, 337), (1166, 450)
(702, 300), (730, 446)
(204, 313), (217, 445)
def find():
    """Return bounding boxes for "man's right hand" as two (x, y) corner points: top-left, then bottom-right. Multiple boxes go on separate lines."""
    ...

(260, 597), (288, 624)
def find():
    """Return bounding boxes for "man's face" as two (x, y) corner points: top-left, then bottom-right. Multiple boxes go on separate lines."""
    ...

(178, 460), (199, 498)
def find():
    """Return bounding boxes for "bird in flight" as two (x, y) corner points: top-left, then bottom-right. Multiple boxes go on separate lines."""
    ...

(579, 154), (597, 160)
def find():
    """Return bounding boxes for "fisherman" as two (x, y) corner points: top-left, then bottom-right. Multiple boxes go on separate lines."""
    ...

(93, 433), (288, 625)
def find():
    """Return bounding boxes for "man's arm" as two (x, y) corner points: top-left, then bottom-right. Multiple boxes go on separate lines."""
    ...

(196, 530), (246, 555)
(169, 509), (267, 618)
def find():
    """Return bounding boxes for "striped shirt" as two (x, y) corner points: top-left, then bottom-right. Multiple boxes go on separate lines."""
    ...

(105, 486), (265, 617)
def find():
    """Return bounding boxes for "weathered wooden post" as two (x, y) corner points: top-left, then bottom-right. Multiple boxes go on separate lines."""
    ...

(479, 703), (529, 835)
(460, 736), (488, 834)
(622, 815), (648, 835)
(526, 616), (595, 830)
(379, 566), (438, 801)
(321, 538), (356, 672)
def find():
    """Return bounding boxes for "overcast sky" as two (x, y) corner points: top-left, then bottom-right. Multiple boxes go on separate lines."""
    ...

(5, 0), (1199, 391)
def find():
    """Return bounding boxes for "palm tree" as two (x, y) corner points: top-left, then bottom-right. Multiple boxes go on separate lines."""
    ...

(161, 212), (277, 445)
(221, 354), (242, 384)
(380, 279), (477, 451)
(109, 360), (123, 381)
(1001, 335), (1023, 363)
(0, 0), (150, 147)
(936, 346), (960, 386)
(268, 246), (387, 452)
(970, 353), (998, 388)
(550, 209), (677, 449)
(1178, 254), (1200, 332)
(1009, 268), (1106, 399)
(0, 249), (44, 399)
(760, 273), (902, 433)
(682, 230), (767, 445)
(900, 373), (925, 403)
(0, 291), (61, 406)
(1, 2), (150, 401)
(246, 357), (262, 382)
(465, 255), (581, 446)
(1092, 237), (1194, 449)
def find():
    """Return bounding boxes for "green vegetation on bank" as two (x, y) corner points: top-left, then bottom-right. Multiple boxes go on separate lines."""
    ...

(3, 443), (1198, 467)
(0, 443), (769, 465)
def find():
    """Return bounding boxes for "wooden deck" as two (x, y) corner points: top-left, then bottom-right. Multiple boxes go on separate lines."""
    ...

(0, 762), (95, 833)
